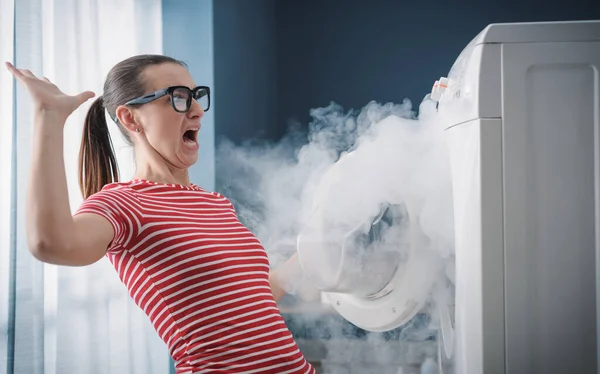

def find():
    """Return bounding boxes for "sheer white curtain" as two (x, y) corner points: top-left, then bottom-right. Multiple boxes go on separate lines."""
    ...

(0, 0), (15, 372)
(0, 0), (170, 373)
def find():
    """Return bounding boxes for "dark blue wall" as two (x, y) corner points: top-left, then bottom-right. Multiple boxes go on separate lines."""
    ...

(213, 0), (278, 145)
(211, 0), (599, 145)
(274, 0), (600, 137)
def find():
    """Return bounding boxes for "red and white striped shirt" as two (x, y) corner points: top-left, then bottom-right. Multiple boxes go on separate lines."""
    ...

(75, 179), (315, 374)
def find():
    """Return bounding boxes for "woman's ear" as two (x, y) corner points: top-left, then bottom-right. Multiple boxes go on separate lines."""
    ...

(115, 105), (138, 132)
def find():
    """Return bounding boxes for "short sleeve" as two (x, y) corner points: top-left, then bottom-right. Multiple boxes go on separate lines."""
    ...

(74, 188), (133, 251)
(213, 192), (238, 216)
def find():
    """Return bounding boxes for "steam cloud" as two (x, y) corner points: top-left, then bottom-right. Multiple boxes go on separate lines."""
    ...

(216, 97), (455, 373)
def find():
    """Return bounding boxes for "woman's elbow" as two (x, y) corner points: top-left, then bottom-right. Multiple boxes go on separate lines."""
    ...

(27, 237), (58, 263)
(26, 237), (91, 266)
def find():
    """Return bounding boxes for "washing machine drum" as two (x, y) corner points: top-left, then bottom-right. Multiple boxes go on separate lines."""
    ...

(296, 151), (440, 332)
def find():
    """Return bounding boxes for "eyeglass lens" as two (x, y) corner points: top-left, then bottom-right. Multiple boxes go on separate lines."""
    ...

(172, 87), (209, 112)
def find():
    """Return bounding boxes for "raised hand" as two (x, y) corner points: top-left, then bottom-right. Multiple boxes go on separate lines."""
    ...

(5, 61), (96, 122)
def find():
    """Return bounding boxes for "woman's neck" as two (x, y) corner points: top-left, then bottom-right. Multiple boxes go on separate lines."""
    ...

(133, 161), (191, 187)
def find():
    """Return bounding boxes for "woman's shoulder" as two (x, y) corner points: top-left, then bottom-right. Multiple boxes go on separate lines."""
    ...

(82, 181), (141, 205)
(92, 180), (137, 195)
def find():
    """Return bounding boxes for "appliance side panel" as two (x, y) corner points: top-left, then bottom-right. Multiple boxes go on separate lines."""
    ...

(502, 41), (600, 374)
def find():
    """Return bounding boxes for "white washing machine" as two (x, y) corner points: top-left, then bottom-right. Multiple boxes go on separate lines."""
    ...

(297, 20), (600, 374)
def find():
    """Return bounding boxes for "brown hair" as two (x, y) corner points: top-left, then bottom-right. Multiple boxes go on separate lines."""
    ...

(78, 54), (187, 199)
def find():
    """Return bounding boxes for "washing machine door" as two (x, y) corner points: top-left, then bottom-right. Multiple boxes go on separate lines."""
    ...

(296, 150), (442, 332)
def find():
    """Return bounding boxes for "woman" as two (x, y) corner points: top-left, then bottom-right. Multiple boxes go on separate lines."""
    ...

(5, 55), (315, 374)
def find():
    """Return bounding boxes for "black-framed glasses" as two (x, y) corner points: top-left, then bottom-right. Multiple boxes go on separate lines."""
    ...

(125, 85), (211, 113)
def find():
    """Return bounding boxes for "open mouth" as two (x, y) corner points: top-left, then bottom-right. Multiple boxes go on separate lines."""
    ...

(182, 128), (199, 147)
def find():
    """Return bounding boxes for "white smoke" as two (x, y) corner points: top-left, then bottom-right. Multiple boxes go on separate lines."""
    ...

(216, 97), (455, 373)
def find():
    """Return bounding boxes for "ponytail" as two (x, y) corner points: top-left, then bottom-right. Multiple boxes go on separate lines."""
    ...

(78, 96), (119, 200)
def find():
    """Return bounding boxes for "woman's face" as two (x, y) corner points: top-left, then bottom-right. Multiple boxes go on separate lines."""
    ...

(130, 63), (205, 170)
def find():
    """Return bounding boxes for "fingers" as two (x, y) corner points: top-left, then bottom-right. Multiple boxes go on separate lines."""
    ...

(22, 69), (35, 77)
(4, 61), (25, 80)
(4, 62), (40, 83)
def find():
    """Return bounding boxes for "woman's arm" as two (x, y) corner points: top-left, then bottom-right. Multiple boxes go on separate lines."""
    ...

(27, 113), (113, 266)
(6, 62), (112, 266)
(269, 270), (287, 303)
(269, 253), (303, 303)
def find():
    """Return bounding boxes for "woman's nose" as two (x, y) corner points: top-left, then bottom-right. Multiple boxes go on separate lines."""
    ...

(188, 98), (204, 118)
